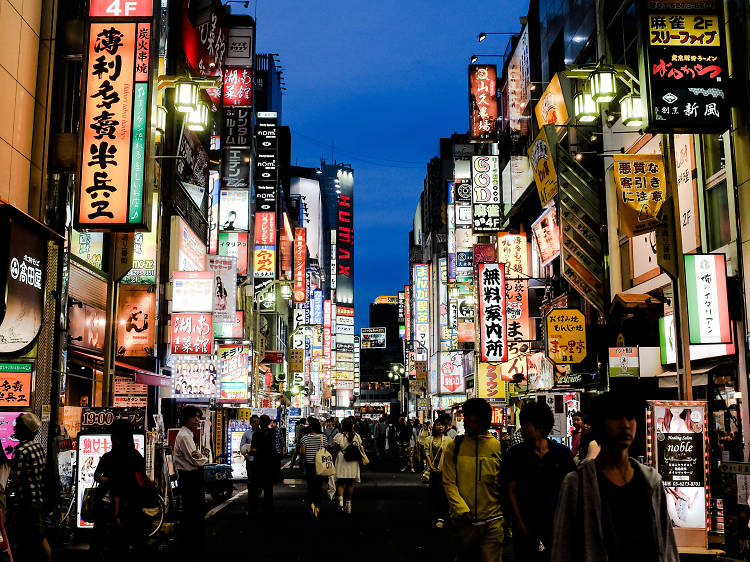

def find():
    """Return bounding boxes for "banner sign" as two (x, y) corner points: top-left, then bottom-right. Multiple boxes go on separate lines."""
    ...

(476, 362), (505, 401)
(171, 313), (213, 354)
(529, 125), (558, 207)
(534, 73), (568, 127)
(77, 16), (153, 230)
(254, 112), (278, 213)
(648, 400), (708, 533)
(613, 154), (667, 236)
(413, 264), (430, 362)
(294, 228), (306, 303)
(477, 263), (507, 362)
(218, 344), (249, 402)
(360, 327), (386, 349)
(172, 271), (214, 312)
(642, 3), (729, 133)
(685, 253), (731, 344)
(116, 285), (155, 357)
(468, 64), (498, 142)
(471, 156), (501, 232)
(609, 347), (640, 378)
(545, 308), (586, 364)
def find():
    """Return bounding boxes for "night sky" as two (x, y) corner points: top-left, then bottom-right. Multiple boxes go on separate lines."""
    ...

(254, 1), (527, 329)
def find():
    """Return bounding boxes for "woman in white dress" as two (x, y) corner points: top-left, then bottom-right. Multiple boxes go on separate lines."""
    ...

(333, 417), (363, 514)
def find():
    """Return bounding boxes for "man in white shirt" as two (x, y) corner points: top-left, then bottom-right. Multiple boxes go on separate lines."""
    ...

(174, 405), (208, 560)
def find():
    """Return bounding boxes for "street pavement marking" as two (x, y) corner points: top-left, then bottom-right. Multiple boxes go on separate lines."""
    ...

(205, 489), (247, 519)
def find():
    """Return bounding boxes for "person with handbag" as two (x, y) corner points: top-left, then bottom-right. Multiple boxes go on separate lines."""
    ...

(423, 418), (451, 529)
(299, 418), (328, 518)
(90, 419), (147, 561)
(333, 417), (364, 514)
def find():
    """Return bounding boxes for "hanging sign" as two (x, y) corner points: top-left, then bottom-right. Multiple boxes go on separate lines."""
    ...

(172, 271), (214, 312)
(77, 15), (153, 230)
(531, 204), (561, 265)
(534, 73), (569, 127)
(545, 308), (586, 364)
(218, 232), (248, 276)
(608, 347), (640, 378)
(218, 344), (249, 403)
(253, 246), (276, 278)
(501, 278), (530, 383)
(613, 154), (667, 236)
(475, 362), (505, 401)
(468, 64), (498, 142)
(413, 264), (430, 362)
(529, 125), (558, 207)
(684, 253), (731, 344)
(471, 156), (501, 232)
(293, 228), (306, 303)
(642, 3), (730, 133)
(477, 263), (507, 362)
(497, 233), (529, 276)
(440, 352), (465, 394)
(222, 66), (252, 106)
(171, 313), (214, 354)
(207, 255), (237, 323)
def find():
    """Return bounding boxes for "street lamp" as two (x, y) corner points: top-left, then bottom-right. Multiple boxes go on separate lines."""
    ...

(620, 92), (643, 127)
(573, 90), (598, 123)
(478, 32), (520, 42)
(589, 68), (618, 104)
(185, 101), (209, 132)
(155, 105), (167, 136)
(173, 78), (199, 113)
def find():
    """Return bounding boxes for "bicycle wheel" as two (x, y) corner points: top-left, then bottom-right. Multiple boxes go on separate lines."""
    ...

(144, 494), (165, 538)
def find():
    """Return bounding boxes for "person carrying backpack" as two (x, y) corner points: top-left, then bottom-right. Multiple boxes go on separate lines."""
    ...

(442, 399), (504, 562)
(333, 417), (364, 514)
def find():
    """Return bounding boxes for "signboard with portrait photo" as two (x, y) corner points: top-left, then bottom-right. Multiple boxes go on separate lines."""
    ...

(170, 357), (218, 399)
(649, 400), (708, 538)
(219, 189), (250, 231)
(207, 255), (237, 323)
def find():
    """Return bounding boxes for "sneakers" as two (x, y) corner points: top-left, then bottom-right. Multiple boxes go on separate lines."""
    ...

(400, 467), (406, 472)
(337, 496), (344, 512)
(410, 467), (415, 473)
(435, 518), (445, 529)
(310, 503), (318, 518)
(345, 500), (352, 514)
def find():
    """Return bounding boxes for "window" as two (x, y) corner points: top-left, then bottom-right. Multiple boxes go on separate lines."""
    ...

(701, 134), (730, 250)
(606, 0), (639, 69)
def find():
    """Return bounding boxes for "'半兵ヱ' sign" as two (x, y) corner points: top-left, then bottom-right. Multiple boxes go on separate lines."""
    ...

(77, 5), (154, 230)
(642, 1), (730, 133)
(545, 308), (586, 364)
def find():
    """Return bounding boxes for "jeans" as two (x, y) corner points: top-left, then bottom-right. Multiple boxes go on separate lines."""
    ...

(178, 469), (205, 558)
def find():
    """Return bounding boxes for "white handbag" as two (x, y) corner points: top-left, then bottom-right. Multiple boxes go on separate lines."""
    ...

(314, 435), (335, 477)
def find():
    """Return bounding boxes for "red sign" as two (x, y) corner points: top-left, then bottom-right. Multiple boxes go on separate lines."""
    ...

(181, 0), (227, 105)
(293, 228), (306, 303)
(90, 0), (153, 17)
(171, 313), (213, 354)
(264, 351), (284, 364)
(478, 263), (507, 362)
(473, 243), (496, 264)
(491, 406), (505, 426)
(404, 284), (410, 340)
(223, 67), (253, 106)
(323, 300), (332, 371)
(469, 65), (498, 142)
(254, 212), (276, 245)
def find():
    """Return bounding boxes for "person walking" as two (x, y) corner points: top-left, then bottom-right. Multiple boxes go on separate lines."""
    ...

(325, 417), (340, 447)
(442, 399), (504, 562)
(173, 405), (208, 561)
(289, 417), (307, 470)
(333, 417), (364, 514)
(551, 392), (679, 562)
(506, 400), (575, 561)
(240, 414), (259, 512)
(300, 418), (327, 518)
(374, 416), (387, 460)
(570, 411), (583, 458)
(250, 415), (279, 513)
(90, 419), (148, 561)
(8, 413), (50, 562)
(424, 418), (451, 529)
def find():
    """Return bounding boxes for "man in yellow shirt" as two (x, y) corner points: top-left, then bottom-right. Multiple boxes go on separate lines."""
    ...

(442, 398), (504, 562)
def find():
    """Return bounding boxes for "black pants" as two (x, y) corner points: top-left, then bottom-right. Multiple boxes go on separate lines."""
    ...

(305, 464), (325, 506)
(428, 472), (449, 521)
(249, 476), (274, 512)
(178, 469), (205, 558)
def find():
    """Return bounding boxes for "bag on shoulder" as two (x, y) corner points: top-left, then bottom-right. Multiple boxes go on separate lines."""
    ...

(80, 486), (100, 523)
(315, 436), (335, 477)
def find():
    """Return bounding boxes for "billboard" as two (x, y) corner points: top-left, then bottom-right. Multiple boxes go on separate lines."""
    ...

(218, 231), (248, 275)
(475, 362), (505, 401)
(508, 26), (530, 135)
(253, 246), (276, 278)
(219, 189), (250, 231)
(170, 216), (206, 272)
(77, 17), (153, 229)
(172, 271), (214, 312)
(120, 197), (158, 284)
(471, 156), (501, 232)
(477, 263), (507, 363)
(468, 64), (498, 142)
(360, 327), (386, 349)
(336, 178), (354, 306)
(290, 178), (323, 261)
(440, 352), (464, 394)
(294, 228), (306, 303)
(207, 255), (237, 323)
(254, 112), (278, 213)
(531, 204), (560, 266)
(222, 66), (252, 106)
(684, 253), (730, 344)
(413, 264), (430, 362)
(171, 313), (213, 354)
(116, 285), (155, 357)
(218, 344), (249, 402)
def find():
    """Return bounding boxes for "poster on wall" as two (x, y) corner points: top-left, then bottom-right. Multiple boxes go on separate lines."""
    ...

(649, 401), (708, 532)
(116, 286), (155, 357)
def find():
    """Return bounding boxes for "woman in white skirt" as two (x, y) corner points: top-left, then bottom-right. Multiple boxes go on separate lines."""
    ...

(333, 417), (363, 513)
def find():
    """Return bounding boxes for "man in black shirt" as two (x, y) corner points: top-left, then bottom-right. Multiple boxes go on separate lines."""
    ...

(506, 401), (575, 560)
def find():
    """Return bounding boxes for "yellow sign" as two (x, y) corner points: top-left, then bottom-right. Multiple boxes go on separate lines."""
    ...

(476, 362), (506, 401)
(374, 295), (398, 305)
(534, 74), (569, 127)
(415, 361), (427, 380)
(545, 308), (587, 364)
(613, 154), (667, 237)
(289, 349), (303, 373)
(649, 14), (720, 47)
(529, 125), (558, 207)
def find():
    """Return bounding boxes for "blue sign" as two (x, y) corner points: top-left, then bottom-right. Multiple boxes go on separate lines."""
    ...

(313, 289), (323, 324)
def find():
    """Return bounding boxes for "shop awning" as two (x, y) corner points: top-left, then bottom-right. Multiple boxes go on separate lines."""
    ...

(609, 293), (664, 313)
(115, 361), (170, 387)
(656, 364), (719, 388)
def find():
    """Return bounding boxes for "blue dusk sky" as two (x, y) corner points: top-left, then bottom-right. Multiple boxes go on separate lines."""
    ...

(254, 1), (528, 329)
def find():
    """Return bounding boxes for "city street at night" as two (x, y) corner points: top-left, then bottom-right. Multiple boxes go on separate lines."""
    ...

(2, 0), (750, 560)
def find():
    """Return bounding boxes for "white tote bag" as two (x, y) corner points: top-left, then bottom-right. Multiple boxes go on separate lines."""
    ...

(314, 435), (335, 477)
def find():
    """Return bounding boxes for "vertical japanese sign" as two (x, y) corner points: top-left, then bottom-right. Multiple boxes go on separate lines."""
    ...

(323, 300), (332, 379)
(468, 64), (497, 142)
(404, 284), (411, 343)
(475, 362), (505, 401)
(253, 246), (275, 278)
(508, 26), (530, 135)
(477, 263), (507, 363)
(218, 232), (248, 275)
(337, 184), (355, 306)
(529, 125), (558, 207)
(413, 264), (430, 362)
(685, 253), (731, 344)
(643, 4), (729, 133)
(254, 112), (278, 213)
(531, 204), (560, 266)
(613, 154), (667, 236)
(222, 67), (252, 106)
(545, 308), (586, 364)
(471, 156), (501, 232)
(171, 313), (213, 354)
(674, 134), (700, 252)
(497, 233), (529, 276)
(502, 275), (530, 382)
(218, 344), (249, 402)
(294, 228), (306, 303)
(78, 5), (154, 229)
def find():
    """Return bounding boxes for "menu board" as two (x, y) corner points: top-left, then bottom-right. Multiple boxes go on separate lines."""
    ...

(650, 401), (707, 531)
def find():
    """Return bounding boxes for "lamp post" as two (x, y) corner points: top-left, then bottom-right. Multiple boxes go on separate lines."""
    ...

(388, 363), (407, 415)
(470, 54), (506, 64)
(477, 32), (521, 42)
